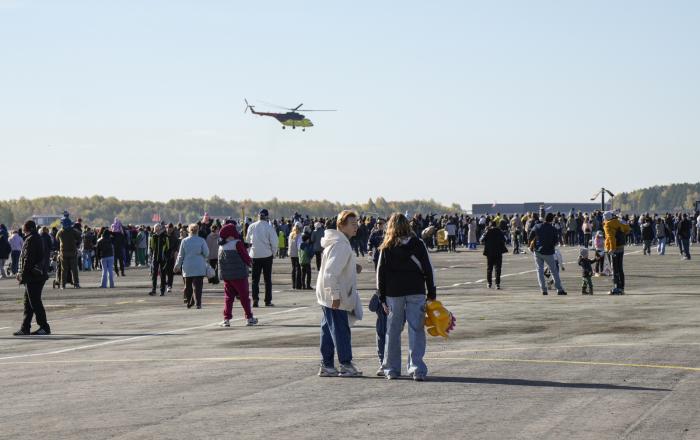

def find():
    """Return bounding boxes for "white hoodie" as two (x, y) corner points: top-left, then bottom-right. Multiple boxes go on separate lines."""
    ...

(315, 229), (359, 312)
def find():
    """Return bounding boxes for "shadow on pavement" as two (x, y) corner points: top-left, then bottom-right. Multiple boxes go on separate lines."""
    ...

(422, 376), (671, 391)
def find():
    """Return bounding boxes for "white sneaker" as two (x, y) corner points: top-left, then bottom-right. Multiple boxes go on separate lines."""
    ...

(338, 362), (363, 377)
(318, 365), (339, 377)
(376, 366), (384, 377)
(219, 320), (230, 327)
(246, 317), (258, 326)
(167, 286), (172, 293)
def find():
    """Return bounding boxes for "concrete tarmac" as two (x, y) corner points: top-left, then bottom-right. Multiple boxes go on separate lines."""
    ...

(1, 245), (699, 439)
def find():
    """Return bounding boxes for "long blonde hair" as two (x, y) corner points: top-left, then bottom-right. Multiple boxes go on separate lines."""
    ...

(289, 224), (302, 241)
(379, 213), (414, 250)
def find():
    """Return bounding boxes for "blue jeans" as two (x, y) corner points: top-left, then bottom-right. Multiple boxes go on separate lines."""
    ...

(320, 306), (352, 367)
(535, 252), (563, 292)
(680, 238), (691, 259)
(383, 295), (427, 377)
(375, 310), (387, 364)
(657, 238), (666, 255)
(101, 257), (114, 288)
(82, 250), (93, 270)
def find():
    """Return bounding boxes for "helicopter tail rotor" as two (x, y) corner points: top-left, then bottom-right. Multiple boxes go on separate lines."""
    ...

(244, 98), (255, 114)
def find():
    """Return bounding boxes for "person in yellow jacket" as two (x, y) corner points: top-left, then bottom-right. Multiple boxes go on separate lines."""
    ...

(603, 211), (631, 295)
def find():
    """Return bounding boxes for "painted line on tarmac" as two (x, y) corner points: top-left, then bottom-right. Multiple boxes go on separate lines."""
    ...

(434, 356), (700, 372)
(2, 353), (698, 373)
(0, 306), (309, 361)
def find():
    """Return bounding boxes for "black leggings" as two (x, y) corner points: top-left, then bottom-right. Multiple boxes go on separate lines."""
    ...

(612, 252), (624, 290)
(291, 257), (301, 289)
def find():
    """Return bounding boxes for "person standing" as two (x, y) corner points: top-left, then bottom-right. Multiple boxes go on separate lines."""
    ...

(96, 229), (115, 288)
(175, 224), (209, 309)
(311, 221), (325, 270)
(677, 213), (692, 260)
(481, 220), (508, 289)
(148, 224), (170, 296)
(111, 218), (127, 277)
(135, 227), (149, 267)
(246, 209), (278, 307)
(165, 223), (179, 292)
(0, 224), (10, 279)
(377, 213), (436, 381)
(604, 211), (631, 295)
(528, 213), (567, 295)
(56, 217), (81, 289)
(217, 224), (258, 327)
(316, 210), (363, 377)
(206, 224), (220, 284)
(9, 229), (24, 275)
(13, 221), (50, 336)
(288, 222), (303, 289)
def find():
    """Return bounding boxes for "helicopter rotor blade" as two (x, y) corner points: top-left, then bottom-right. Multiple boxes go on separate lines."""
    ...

(298, 109), (337, 112)
(258, 100), (292, 111)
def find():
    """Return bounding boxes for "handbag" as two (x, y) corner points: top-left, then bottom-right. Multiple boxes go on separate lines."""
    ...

(206, 264), (216, 279)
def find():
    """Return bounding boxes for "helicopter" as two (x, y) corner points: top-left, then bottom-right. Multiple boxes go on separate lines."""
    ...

(244, 98), (336, 131)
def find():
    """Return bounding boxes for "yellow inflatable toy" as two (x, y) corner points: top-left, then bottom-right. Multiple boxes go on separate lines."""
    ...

(424, 300), (456, 338)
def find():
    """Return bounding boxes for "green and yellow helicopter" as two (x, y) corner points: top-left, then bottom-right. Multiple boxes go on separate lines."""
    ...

(244, 98), (336, 131)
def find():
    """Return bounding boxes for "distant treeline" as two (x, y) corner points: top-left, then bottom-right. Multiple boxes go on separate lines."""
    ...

(0, 195), (463, 228)
(612, 183), (700, 213)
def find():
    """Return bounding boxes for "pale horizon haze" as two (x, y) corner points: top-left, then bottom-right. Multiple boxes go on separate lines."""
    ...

(1, 0), (698, 207)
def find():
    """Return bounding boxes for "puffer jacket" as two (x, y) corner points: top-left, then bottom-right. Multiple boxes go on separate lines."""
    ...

(315, 229), (358, 312)
(604, 218), (631, 253)
(218, 239), (251, 280)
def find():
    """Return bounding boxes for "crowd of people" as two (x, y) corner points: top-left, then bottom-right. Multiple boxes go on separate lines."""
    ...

(2, 207), (698, 379)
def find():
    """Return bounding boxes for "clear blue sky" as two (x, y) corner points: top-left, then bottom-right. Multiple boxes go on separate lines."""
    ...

(1, 0), (698, 206)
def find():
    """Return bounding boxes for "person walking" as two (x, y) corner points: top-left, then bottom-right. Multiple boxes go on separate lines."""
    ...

(111, 218), (127, 277)
(175, 224), (209, 309)
(604, 211), (631, 295)
(528, 213), (567, 295)
(56, 217), (81, 288)
(377, 213), (436, 381)
(677, 213), (692, 260)
(13, 221), (51, 336)
(481, 220), (508, 289)
(316, 210), (363, 378)
(217, 224), (258, 327)
(0, 224), (10, 279)
(135, 227), (148, 267)
(655, 218), (668, 255)
(245, 209), (278, 307)
(96, 229), (115, 288)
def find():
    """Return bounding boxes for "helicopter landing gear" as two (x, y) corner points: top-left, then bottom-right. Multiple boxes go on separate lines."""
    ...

(292, 125), (296, 130)
(302, 128), (306, 132)
(282, 126), (286, 129)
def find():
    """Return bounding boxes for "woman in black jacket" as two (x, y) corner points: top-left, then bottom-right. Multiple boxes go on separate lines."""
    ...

(377, 213), (436, 381)
(481, 221), (508, 289)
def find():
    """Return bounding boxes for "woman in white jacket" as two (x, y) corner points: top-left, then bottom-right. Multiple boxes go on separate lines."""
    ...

(316, 210), (363, 378)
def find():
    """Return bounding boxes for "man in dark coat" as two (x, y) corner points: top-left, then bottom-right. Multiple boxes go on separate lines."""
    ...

(13, 221), (51, 336)
(481, 221), (508, 289)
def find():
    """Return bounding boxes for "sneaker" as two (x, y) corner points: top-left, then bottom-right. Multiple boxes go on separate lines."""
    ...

(31, 327), (51, 335)
(542, 291), (548, 295)
(557, 291), (567, 295)
(487, 283), (492, 289)
(148, 290), (156, 296)
(160, 291), (165, 296)
(219, 320), (230, 327)
(196, 305), (202, 309)
(167, 286), (172, 293)
(496, 285), (501, 290)
(338, 362), (363, 377)
(246, 317), (258, 326)
(265, 303), (275, 307)
(253, 302), (259, 308)
(318, 365), (339, 377)
(412, 373), (426, 382)
(609, 288), (621, 295)
(376, 366), (385, 377)
(618, 289), (625, 295)
(385, 371), (399, 380)
(13, 328), (30, 336)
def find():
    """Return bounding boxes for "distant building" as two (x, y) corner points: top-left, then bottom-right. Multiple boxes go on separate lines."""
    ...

(471, 202), (610, 216)
(32, 214), (62, 227)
